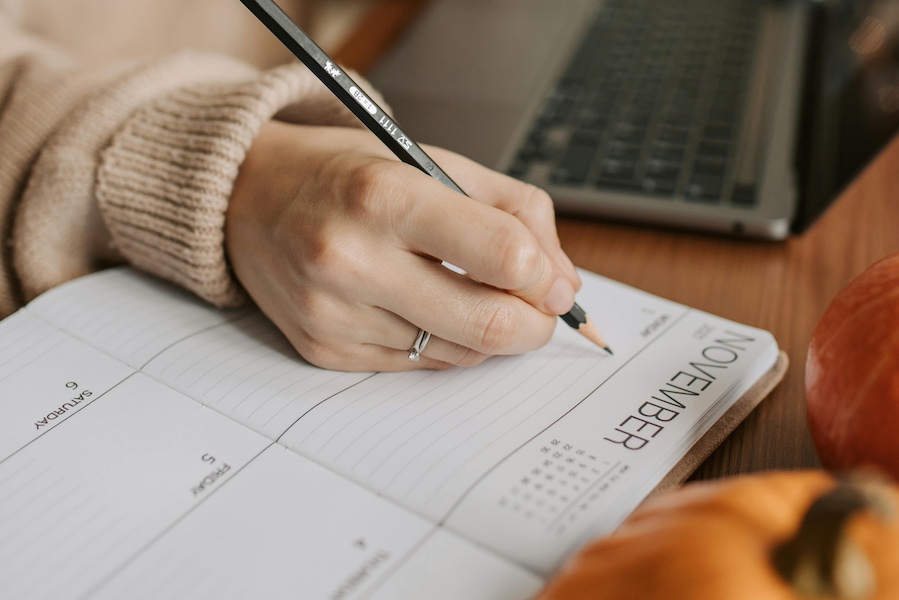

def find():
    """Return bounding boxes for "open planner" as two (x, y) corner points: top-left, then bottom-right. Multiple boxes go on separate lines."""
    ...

(0, 267), (785, 599)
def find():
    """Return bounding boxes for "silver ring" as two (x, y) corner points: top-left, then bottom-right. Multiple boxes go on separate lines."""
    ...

(407, 329), (431, 362)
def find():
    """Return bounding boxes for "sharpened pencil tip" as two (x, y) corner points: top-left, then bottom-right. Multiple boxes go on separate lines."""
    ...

(604, 346), (614, 356)
(579, 315), (611, 354)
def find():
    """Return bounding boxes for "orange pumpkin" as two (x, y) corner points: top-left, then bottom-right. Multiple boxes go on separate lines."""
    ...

(537, 471), (899, 600)
(806, 252), (899, 479)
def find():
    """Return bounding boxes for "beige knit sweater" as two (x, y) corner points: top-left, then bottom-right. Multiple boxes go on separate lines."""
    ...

(0, 0), (376, 318)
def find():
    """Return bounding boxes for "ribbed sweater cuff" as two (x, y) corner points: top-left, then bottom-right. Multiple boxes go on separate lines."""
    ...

(97, 63), (351, 307)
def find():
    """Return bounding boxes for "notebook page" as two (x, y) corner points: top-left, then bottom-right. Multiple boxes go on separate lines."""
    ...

(0, 371), (269, 600)
(26, 270), (240, 369)
(22, 267), (777, 575)
(279, 305), (776, 575)
(0, 312), (133, 461)
(90, 446), (540, 600)
(140, 311), (372, 438)
(27, 269), (372, 440)
(2, 281), (539, 600)
(276, 272), (683, 515)
(442, 314), (777, 573)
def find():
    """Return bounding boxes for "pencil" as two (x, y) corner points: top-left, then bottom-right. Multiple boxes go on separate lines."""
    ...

(238, 0), (613, 355)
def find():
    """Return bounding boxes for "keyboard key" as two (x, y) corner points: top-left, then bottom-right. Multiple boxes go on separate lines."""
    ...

(570, 131), (602, 147)
(518, 135), (543, 160)
(607, 141), (641, 162)
(618, 106), (652, 125)
(697, 140), (731, 159)
(551, 143), (598, 185)
(685, 175), (724, 202)
(646, 158), (680, 180)
(609, 123), (647, 144)
(712, 89), (742, 107)
(508, 158), (529, 179)
(671, 90), (698, 107)
(681, 65), (705, 81)
(588, 92), (618, 114)
(656, 128), (689, 145)
(702, 123), (734, 142)
(599, 158), (637, 178)
(731, 184), (758, 206)
(577, 108), (609, 130)
(649, 143), (686, 164)
(692, 157), (727, 176)
(596, 178), (643, 192)
(640, 177), (677, 196)
(596, 158), (640, 190)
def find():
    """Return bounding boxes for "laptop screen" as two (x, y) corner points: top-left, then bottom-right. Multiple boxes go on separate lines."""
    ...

(795, 0), (899, 232)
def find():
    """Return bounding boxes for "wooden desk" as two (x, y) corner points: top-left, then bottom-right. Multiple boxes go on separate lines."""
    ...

(339, 0), (899, 480)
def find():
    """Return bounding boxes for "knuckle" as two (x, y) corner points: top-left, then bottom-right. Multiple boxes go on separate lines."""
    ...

(524, 185), (556, 219)
(294, 336), (346, 371)
(302, 228), (365, 290)
(340, 160), (397, 221)
(494, 225), (542, 289)
(468, 300), (519, 354)
(299, 344), (346, 371)
(452, 347), (490, 368)
(289, 330), (327, 366)
(291, 294), (334, 341)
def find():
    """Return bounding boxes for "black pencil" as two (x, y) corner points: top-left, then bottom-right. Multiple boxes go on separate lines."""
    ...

(238, 0), (612, 355)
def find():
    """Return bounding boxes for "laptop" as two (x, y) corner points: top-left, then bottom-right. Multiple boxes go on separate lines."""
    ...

(368, 0), (899, 239)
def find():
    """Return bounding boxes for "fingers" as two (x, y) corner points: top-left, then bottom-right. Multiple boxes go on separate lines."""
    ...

(308, 128), (582, 308)
(229, 123), (573, 373)
(367, 310), (493, 367)
(399, 175), (577, 317)
(362, 252), (559, 357)
(270, 265), (546, 372)
(279, 294), (493, 372)
(423, 146), (581, 290)
(341, 302), (496, 368)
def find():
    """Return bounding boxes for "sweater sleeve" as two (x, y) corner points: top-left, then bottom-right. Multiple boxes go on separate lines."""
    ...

(0, 11), (126, 317)
(0, 10), (373, 316)
(93, 62), (370, 308)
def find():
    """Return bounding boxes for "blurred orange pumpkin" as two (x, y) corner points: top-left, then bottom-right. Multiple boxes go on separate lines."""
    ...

(806, 252), (899, 479)
(537, 471), (899, 600)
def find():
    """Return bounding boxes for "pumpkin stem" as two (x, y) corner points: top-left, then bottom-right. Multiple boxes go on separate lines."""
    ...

(772, 475), (892, 599)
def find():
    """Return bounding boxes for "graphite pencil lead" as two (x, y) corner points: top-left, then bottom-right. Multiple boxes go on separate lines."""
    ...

(580, 315), (613, 355)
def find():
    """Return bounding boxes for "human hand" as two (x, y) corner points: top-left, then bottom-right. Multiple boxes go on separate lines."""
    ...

(226, 121), (581, 371)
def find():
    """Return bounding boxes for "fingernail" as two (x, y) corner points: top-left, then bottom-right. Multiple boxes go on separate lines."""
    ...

(546, 277), (575, 315)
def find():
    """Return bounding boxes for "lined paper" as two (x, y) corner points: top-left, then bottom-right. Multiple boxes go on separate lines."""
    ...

(0, 374), (268, 599)
(278, 273), (691, 521)
(27, 270), (241, 369)
(0, 312), (134, 462)
(0, 312), (62, 384)
(141, 311), (371, 439)
(27, 269), (371, 440)
(443, 311), (778, 573)
(90, 446), (537, 600)
(1, 266), (779, 592)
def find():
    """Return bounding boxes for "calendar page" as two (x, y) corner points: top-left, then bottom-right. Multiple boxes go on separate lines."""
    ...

(266, 271), (778, 574)
(443, 309), (778, 573)
(11, 266), (779, 593)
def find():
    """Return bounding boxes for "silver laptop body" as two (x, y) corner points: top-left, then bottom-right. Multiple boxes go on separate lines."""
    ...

(369, 0), (808, 239)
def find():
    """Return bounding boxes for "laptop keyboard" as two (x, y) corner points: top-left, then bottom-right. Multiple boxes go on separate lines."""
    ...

(508, 0), (761, 207)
